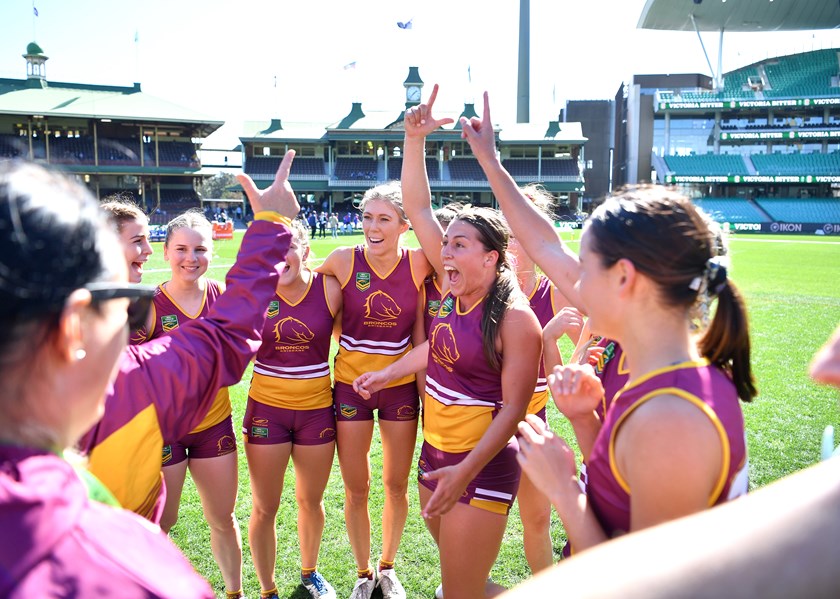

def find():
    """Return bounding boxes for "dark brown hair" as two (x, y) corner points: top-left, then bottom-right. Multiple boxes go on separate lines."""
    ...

(587, 186), (756, 402)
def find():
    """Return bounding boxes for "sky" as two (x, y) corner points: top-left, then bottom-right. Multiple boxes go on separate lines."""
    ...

(1, 0), (839, 142)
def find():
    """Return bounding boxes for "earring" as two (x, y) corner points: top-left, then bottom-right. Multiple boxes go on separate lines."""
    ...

(74, 348), (87, 361)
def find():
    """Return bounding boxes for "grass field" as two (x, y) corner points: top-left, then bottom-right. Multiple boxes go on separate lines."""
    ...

(141, 229), (840, 598)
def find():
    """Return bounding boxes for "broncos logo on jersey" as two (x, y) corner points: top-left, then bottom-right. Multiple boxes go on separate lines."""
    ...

(430, 323), (460, 372)
(274, 316), (316, 346)
(364, 290), (401, 321)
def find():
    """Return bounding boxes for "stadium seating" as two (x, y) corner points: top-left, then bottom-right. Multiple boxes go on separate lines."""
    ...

(49, 136), (95, 163)
(763, 49), (839, 98)
(386, 157), (440, 180)
(247, 156), (326, 177)
(153, 141), (199, 167)
(448, 157), (487, 181)
(0, 134), (27, 159)
(664, 154), (748, 176)
(98, 138), (141, 165)
(334, 157), (377, 180)
(693, 198), (770, 223)
(755, 198), (840, 224)
(752, 153), (840, 176)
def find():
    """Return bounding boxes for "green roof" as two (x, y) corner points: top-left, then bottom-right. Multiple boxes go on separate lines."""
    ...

(25, 42), (44, 56)
(0, 78), (223, 135)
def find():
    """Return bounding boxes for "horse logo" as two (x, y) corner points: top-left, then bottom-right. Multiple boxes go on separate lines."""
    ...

(273, 317), (315, 346)
(430, 323), (460, 372)
(364, 290), (401, 321)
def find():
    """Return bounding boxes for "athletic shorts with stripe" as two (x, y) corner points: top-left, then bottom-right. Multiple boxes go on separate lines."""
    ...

(242, 399), (336, 446)
(418, 438), (521, 515)
(333, 380), (420, 422)
(162, 416), (236, 467)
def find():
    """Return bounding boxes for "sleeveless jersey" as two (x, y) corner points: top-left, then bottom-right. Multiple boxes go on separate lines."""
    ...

(586, 359), (748, 539)
(146, 279), (231, 433)
(250, 272), (335, 410)
(422, 275), (443, 336)
(334, 246), (422, 387)
(424, 293), (504, 453)
(593, 338), (629, 420)
(526, 275), (558, 414)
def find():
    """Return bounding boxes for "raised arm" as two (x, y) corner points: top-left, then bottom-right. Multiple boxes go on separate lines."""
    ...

(402, 83), (454, 278)
(461, 92), (582, 309)
(103, 151), (299, 442)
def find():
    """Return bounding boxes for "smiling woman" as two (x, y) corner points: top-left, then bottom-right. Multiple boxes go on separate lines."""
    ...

(316, 181), (433, 599)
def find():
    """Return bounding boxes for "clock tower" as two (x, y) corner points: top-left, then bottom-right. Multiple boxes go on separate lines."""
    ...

(404, 66), (424, 108)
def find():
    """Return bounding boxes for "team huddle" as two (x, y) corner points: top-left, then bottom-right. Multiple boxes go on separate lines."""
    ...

(0, 87), (756, 599)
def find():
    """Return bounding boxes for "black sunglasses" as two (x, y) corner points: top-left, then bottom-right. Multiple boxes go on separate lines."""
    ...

(85, 282), (156, 331)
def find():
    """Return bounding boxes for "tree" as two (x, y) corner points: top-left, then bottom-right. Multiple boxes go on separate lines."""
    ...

(199, 173), (239, 200)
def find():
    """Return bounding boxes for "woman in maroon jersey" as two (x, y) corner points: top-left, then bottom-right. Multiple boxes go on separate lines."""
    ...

(317, 182), (432, 599)
(460, 92), (756, 555)
(142, 210), (243, 598)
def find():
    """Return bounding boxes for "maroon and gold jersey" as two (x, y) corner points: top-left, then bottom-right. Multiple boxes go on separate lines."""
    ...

(145, 279), (231, 433)
(424, 293), (504, 453)
(527, 275), (558, 415)
(334, 246), (422, 387)
(586, 360), (748, 539)
(250, 272), (336, 410)
(422, 275), (443, 337)
(593, 338), (629, 420)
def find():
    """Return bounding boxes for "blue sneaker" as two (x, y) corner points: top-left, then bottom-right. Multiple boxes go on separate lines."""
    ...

(301, 571), (336, 599)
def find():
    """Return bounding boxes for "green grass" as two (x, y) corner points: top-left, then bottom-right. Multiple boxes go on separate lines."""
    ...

(143, 230), (840, 598)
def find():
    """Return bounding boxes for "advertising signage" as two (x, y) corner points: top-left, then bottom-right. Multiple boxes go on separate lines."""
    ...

(664, 175), (840, 184)
(720, 130), (840, 141)
(658, 98), (840, 111)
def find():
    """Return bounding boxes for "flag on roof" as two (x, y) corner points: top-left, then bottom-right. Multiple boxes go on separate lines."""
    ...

(396, 19), (413, 30)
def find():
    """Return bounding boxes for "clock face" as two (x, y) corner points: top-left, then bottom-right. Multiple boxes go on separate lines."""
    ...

(407, 86), (421, 102)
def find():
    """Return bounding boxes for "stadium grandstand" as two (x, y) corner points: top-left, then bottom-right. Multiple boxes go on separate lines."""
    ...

(598, 0), (840, 235)
(0, 42), (222, 217)
(236, 67), (586, 218)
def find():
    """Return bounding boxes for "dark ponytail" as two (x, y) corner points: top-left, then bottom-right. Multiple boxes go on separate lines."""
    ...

(588, 186), (756, 402)
(698, 280), (757, 402)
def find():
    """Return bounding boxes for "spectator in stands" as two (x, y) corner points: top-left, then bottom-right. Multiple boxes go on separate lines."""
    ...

(0, 160), (214, 597)
(100, 197), (153, 284)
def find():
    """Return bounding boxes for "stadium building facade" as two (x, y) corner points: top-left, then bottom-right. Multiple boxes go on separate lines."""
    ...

(600, 48), (840, 234)
(0, 43), (223, 223)
(237, 67), (586, 218)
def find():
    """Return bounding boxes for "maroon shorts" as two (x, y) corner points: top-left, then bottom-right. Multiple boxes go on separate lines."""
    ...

(242, 399), (336, 446)
(162, 416), (236, 467)
(418, 439), (521, 515)
(334, 381), (419, 422)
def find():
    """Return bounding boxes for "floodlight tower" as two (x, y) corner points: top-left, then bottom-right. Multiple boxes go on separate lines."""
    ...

(517, 0), (529, 123)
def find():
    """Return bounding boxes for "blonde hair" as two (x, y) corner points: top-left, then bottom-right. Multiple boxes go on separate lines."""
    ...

(359, 181), (408, 223)
(164, 209), (213, 246)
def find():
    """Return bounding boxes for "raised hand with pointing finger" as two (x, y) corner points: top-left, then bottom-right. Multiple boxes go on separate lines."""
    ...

(236, 149), (300, 220)
(405, 83), (455, 139)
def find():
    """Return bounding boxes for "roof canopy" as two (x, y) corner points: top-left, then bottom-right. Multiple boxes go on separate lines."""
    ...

(638, 0), (840, 32)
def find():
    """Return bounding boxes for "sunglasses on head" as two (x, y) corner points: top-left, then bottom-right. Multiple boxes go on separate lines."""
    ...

(85, 282), (156, 331)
